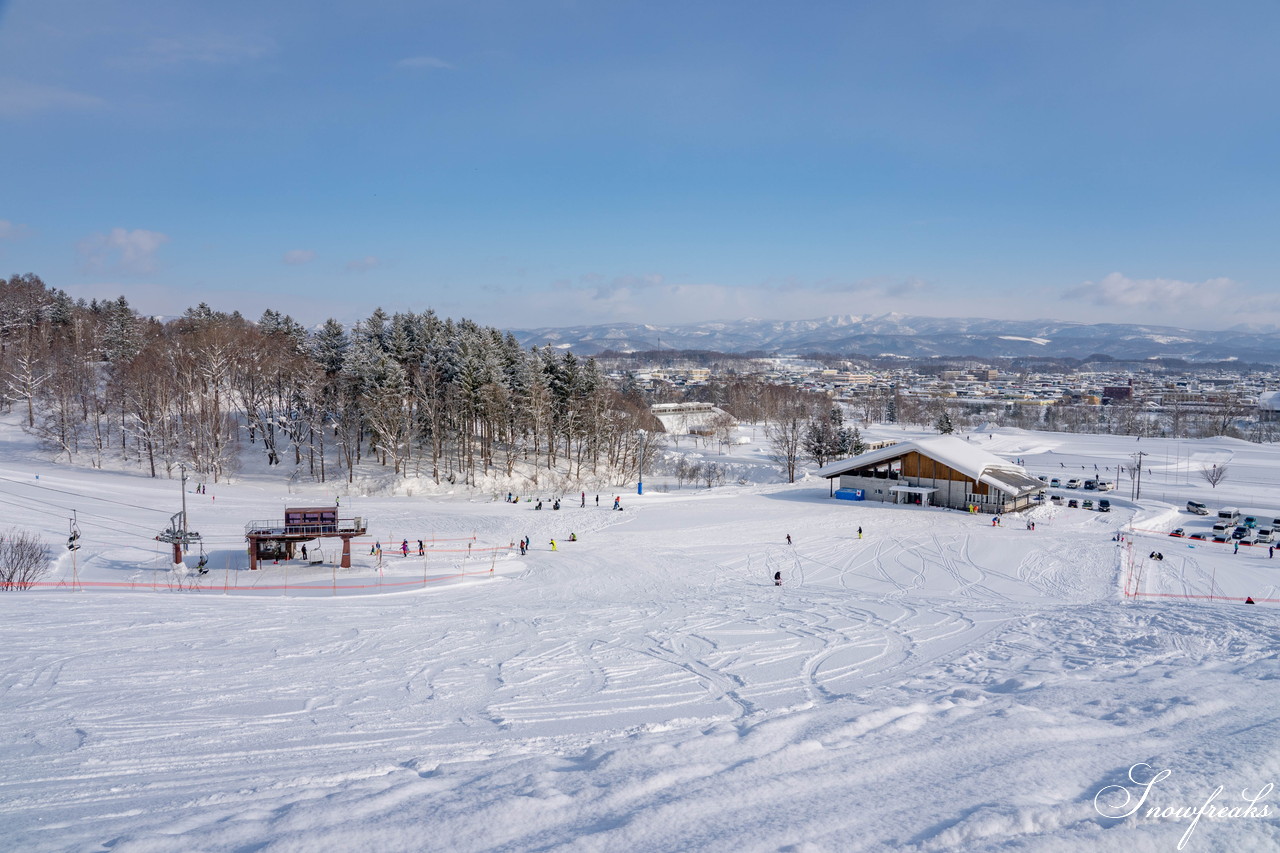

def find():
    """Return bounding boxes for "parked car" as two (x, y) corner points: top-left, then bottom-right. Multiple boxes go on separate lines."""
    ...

(1186, 501), (1209, 515)
(1218, 507), (1241, 524)
(1066, 479), (1081, 489)
(1082, 499), (1094, 509)
(1272, 517), (1280, 528)
(1256, 527), (1274, 543)
(1189, 533), (1208, 541)
(1097, 481), (1113, 492)
(1098, 499), (1111, 512)
(1244, 516), (1258, 528)
(1212, 533), (1229, 543)
(1232, 526), (1250, 540)
(1170, 527), (1185, 537)
(1037, 475), (1048, 483)
(1051, 495), (1063, 505)
(1050, 478), (1061, 488)
(1068, 499), (1079, 508)
(1084, 480), (1097, 490)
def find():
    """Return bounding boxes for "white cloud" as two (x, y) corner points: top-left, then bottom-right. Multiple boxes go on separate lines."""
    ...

(0, 78), (106, 117)
(345, 256), (381, 272)
(77, 228), (170, 275)
(283, 249), (316, 265)
(396, 56), (453, 70)
(1062, 272), (1235, 311)
(0, 220), (31, 241)
(523, 273), (938, 326)
(141, 34), (276, 66)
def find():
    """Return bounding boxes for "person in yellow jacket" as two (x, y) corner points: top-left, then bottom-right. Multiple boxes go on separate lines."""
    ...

(550, 539), (557, 551)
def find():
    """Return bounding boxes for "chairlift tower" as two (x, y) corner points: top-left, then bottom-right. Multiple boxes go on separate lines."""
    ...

(156, 465), (202, 565)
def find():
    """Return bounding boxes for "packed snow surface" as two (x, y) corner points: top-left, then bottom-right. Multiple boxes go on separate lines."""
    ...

(2, 426), (1279, 851)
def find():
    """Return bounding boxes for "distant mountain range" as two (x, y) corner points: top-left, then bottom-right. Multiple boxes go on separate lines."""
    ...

(511, 314), (1280, 364)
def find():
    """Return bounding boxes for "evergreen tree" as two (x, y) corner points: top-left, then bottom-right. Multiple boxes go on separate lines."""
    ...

(311, 319), (350, 375)
(102, 297), (142, 363)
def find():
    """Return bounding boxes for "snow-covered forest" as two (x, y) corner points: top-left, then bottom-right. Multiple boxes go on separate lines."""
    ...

(3, 273), (667, 487)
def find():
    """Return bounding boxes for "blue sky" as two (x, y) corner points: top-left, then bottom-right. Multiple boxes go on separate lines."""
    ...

(2, 0), (1278, 330)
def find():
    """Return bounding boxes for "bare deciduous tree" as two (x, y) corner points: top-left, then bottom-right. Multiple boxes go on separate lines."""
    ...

(0, 528), (50, 590)
(766, 402), (812, 483)
(1200, 464), (1228, 489)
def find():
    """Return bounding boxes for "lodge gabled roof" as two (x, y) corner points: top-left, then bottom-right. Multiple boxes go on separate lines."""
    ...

(817, 435), (1044, 496)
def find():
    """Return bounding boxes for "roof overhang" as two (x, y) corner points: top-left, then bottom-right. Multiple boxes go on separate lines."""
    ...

(889, 485), (937, 495)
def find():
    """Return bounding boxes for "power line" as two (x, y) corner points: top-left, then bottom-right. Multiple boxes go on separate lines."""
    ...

(0, 472), (172, 515)
(0, 493), (160, 535)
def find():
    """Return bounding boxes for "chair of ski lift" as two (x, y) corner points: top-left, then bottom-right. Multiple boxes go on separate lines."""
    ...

(309, 543), (325, 565)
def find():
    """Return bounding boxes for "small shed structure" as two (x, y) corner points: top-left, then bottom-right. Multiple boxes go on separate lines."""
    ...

(817, 436), (1044, 513)
(1259, 390), (1280, 423)
(650, 402), (734, 435)
(244, 507), (367, 570)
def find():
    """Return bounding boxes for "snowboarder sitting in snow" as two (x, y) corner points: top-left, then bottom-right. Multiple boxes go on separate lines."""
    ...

(535, 500), (542, 510)
(774, 571), (782, 586)
(569, 532), (577, 542)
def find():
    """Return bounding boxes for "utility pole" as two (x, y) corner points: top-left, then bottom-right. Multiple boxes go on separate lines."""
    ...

(637, 429), (647, 495)
(1131, 451), (1148, 501)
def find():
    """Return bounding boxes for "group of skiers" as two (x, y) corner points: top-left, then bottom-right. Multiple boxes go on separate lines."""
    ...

(517, 533), (578, 555)
(775, 526), (864, 586)
(504, 491), (624, 512)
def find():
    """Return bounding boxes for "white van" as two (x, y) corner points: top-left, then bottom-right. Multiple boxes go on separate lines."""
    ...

(1218, 507), (1240, 524)
(1186, 501), (1209, 515)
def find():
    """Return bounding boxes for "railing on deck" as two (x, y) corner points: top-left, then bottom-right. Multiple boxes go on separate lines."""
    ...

(244, 516), (366, 537)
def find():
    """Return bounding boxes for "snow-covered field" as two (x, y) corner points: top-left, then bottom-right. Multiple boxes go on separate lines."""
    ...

(2, 424), (1279, 851)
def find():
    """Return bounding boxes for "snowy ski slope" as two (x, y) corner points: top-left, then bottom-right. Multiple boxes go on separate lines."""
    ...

(1, 425), (1278, 851)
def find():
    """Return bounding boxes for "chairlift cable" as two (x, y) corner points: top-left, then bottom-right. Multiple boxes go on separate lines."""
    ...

(0, 473), (172, 514)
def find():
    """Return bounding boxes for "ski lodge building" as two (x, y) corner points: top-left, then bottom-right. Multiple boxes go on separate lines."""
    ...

(817, 436), (1044, 513)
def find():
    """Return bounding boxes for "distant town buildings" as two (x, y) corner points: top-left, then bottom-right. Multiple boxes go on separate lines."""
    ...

(609, 352), (1280, 439)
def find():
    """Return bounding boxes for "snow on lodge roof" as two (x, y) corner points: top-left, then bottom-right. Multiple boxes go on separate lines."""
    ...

(1259, 390), (1280, 412)
(817, 435), (1044, 496)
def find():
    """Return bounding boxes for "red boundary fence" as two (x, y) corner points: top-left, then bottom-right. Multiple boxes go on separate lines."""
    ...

(14, 541), (517, 595)
(1121, 535), (1280, 604)
(18, 565), (504, 594)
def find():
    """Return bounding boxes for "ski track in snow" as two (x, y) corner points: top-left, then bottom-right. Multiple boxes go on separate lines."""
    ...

(2, 430), (1280, 851)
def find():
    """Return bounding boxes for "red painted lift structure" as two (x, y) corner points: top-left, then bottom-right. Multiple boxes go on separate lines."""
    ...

(244, 507), (367, 570)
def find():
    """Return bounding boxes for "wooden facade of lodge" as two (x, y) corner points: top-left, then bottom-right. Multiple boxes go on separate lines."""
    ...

(817, 436), (1044, 513)
(244, 507), (368, 570)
